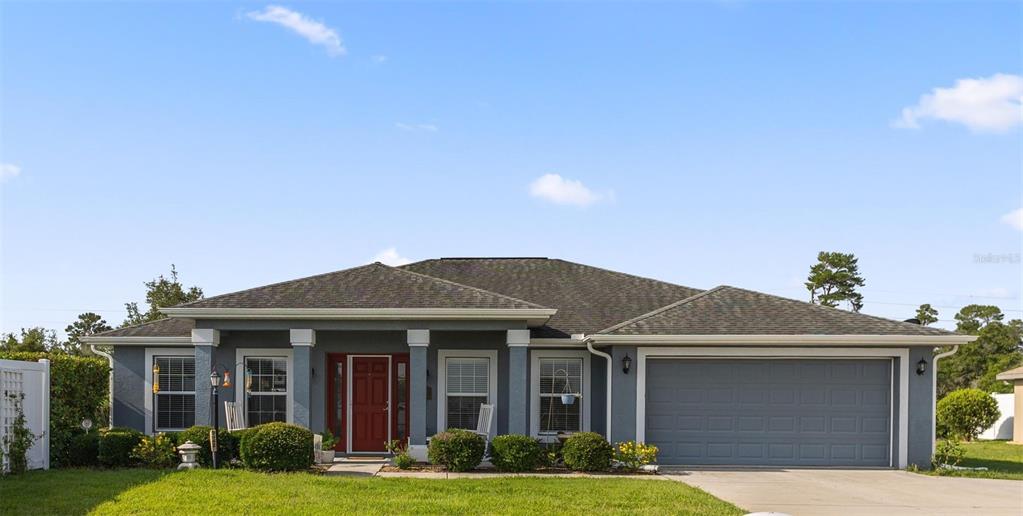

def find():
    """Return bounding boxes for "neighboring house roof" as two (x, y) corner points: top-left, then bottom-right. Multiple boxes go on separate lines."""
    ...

(174, 262), (545, 310)
(92, 317), (195, 338)
(402, 258), (703, 337)
(996, 365), (1023, 381)
(598, 285), (955, 336)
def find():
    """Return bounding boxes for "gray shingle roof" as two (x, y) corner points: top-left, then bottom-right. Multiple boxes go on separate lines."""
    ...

(177, 262), (545, 310)
(599, 286), (954, 336)
(402, 258), (703, 337)
(93, 317), (195, 338)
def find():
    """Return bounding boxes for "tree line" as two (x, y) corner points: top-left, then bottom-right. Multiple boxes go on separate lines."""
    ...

(1, 265), (203, 355)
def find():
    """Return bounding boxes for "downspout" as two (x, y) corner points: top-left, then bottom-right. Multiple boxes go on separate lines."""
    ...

(90, 344), (115, 428)
(584, 336), (613, 442)
(932, 345), (959, 455)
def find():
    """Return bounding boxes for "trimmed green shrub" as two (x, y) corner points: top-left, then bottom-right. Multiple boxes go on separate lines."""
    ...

(131, 433), (177, 468)
(394, 453), (415, 469)
(490, 434), (542, 472)
(427, 429), (486, 472)
(937, 388), (1000, 441)
(932, 439), (966, 469)
(0, 351), (109, 467)
(98, 427), (143, 467)
(177, 426), (240, 466)
(562, 432), (612, 472)
(66, 432), (100, 467)
(239, 422), (313, 472)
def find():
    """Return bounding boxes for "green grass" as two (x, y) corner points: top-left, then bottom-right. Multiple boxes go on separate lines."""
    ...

(0, 468), (743, 515)
(929, 440), (1023, 480)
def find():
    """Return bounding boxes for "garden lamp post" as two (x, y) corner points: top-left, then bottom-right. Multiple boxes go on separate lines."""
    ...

(210, 370), (221, 469)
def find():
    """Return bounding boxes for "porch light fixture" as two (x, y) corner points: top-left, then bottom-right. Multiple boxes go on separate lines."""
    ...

(916, 358), (927, 376)
(210, 369), (222, 469)
(152, 362), (160, 393)
(222, 370), (232, 388)
(622, 354), (632, 375)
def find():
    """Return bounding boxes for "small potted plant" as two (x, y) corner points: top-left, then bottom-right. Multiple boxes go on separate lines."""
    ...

(318, 431), (338, 463)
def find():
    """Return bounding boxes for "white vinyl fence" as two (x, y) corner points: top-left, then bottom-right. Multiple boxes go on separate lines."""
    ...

(980, 392), (1015, 441)
(0, 359), (50, 472)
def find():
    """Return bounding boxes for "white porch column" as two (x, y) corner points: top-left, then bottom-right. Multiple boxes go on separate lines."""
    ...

(192, 329), (220, 426)
(408, 329), (429, 458)
(507, 329), (530, 435)
(290, 329), (315, 428)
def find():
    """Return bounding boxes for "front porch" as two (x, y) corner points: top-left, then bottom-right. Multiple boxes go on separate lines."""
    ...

(173, 323), (599, 459)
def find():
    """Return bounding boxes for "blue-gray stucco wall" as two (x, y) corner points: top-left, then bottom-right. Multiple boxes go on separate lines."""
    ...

(111, 346), (145, 430)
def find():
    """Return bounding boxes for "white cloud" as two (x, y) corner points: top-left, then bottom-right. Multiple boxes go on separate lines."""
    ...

(893, 73), (1023, 133)
(1, 163), (21, 182)
(1001, 208), (1023, 231)
(529, 173), (608, 207)
(246, 5), (346, 57)
(371, 247), (413, 266)
(372, 55), (388, 63)
(395, 122), (438, 132)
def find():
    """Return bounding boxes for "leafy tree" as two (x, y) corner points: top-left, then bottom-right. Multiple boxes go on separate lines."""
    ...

(954, 305), (1004, 334)
(122, 264), (203, 327)
(0, 327), (59, 353)
(915, 304), (939, 326)
(937, 305), (1023, 397)
(63, 312), (113, 355)
(805, 251), (866, 312)
(936, 388), (1000, 441)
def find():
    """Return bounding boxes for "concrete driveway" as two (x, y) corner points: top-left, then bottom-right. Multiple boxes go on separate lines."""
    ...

(664, 469), (1023, 516)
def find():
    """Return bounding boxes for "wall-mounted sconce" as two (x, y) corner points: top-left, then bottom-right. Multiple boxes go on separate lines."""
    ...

(622, 354), (632, 374)
(916, 358), (927, 376)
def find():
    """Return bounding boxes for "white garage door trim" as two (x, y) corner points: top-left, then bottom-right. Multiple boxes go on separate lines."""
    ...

(635, 347), (910, 468)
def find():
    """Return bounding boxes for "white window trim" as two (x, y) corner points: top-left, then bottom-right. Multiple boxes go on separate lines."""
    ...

(530, 349), (590, 439)
(634, 347), (910, 469)
(144, 348), (196, 435)
(235, 348), (294, 426)
(437, 349), (498, 434)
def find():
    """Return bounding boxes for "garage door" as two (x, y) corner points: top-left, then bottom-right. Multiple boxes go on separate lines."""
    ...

(645, 359), (892, 467)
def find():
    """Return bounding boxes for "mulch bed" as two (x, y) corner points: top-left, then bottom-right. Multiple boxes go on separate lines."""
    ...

(378, 464), (656, 475)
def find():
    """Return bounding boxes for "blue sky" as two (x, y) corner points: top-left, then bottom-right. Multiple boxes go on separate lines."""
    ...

(2, 2), (1020, 336)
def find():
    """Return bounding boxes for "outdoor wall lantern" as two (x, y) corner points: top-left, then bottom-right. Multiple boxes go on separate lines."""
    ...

(622, 354), (632, 375)
(916, 358), (928, 376)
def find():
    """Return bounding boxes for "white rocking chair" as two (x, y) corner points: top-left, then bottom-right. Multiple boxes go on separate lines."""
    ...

(224, 401), (247, 432)
(473, 403), (495, 441)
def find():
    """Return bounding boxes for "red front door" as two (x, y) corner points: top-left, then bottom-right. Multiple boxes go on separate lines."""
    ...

(351, 357), (390, 452)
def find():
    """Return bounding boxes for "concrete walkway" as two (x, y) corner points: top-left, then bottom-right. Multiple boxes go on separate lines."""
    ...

(663, 468), (1023, 516)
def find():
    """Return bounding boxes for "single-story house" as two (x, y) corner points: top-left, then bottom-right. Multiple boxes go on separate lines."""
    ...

(83, 257), (975, 468)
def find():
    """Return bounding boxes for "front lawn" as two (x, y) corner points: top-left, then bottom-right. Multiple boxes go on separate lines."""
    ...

(929, 440), (1023, 480)
(0, 468), (743, 515)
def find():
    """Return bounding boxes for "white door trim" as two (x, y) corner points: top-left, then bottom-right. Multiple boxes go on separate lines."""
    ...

(346, 355), (393, 454)
(437, 349), (499, 434)
(635, 347), (910, 469)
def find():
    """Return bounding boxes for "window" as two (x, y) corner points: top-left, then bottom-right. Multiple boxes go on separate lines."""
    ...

(154, 356), (195, 431)
(444, 357), (491, 430)
(245, 357), (288, 426)
(531, 350), (590, 438)
(538, 358), (582, 434)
